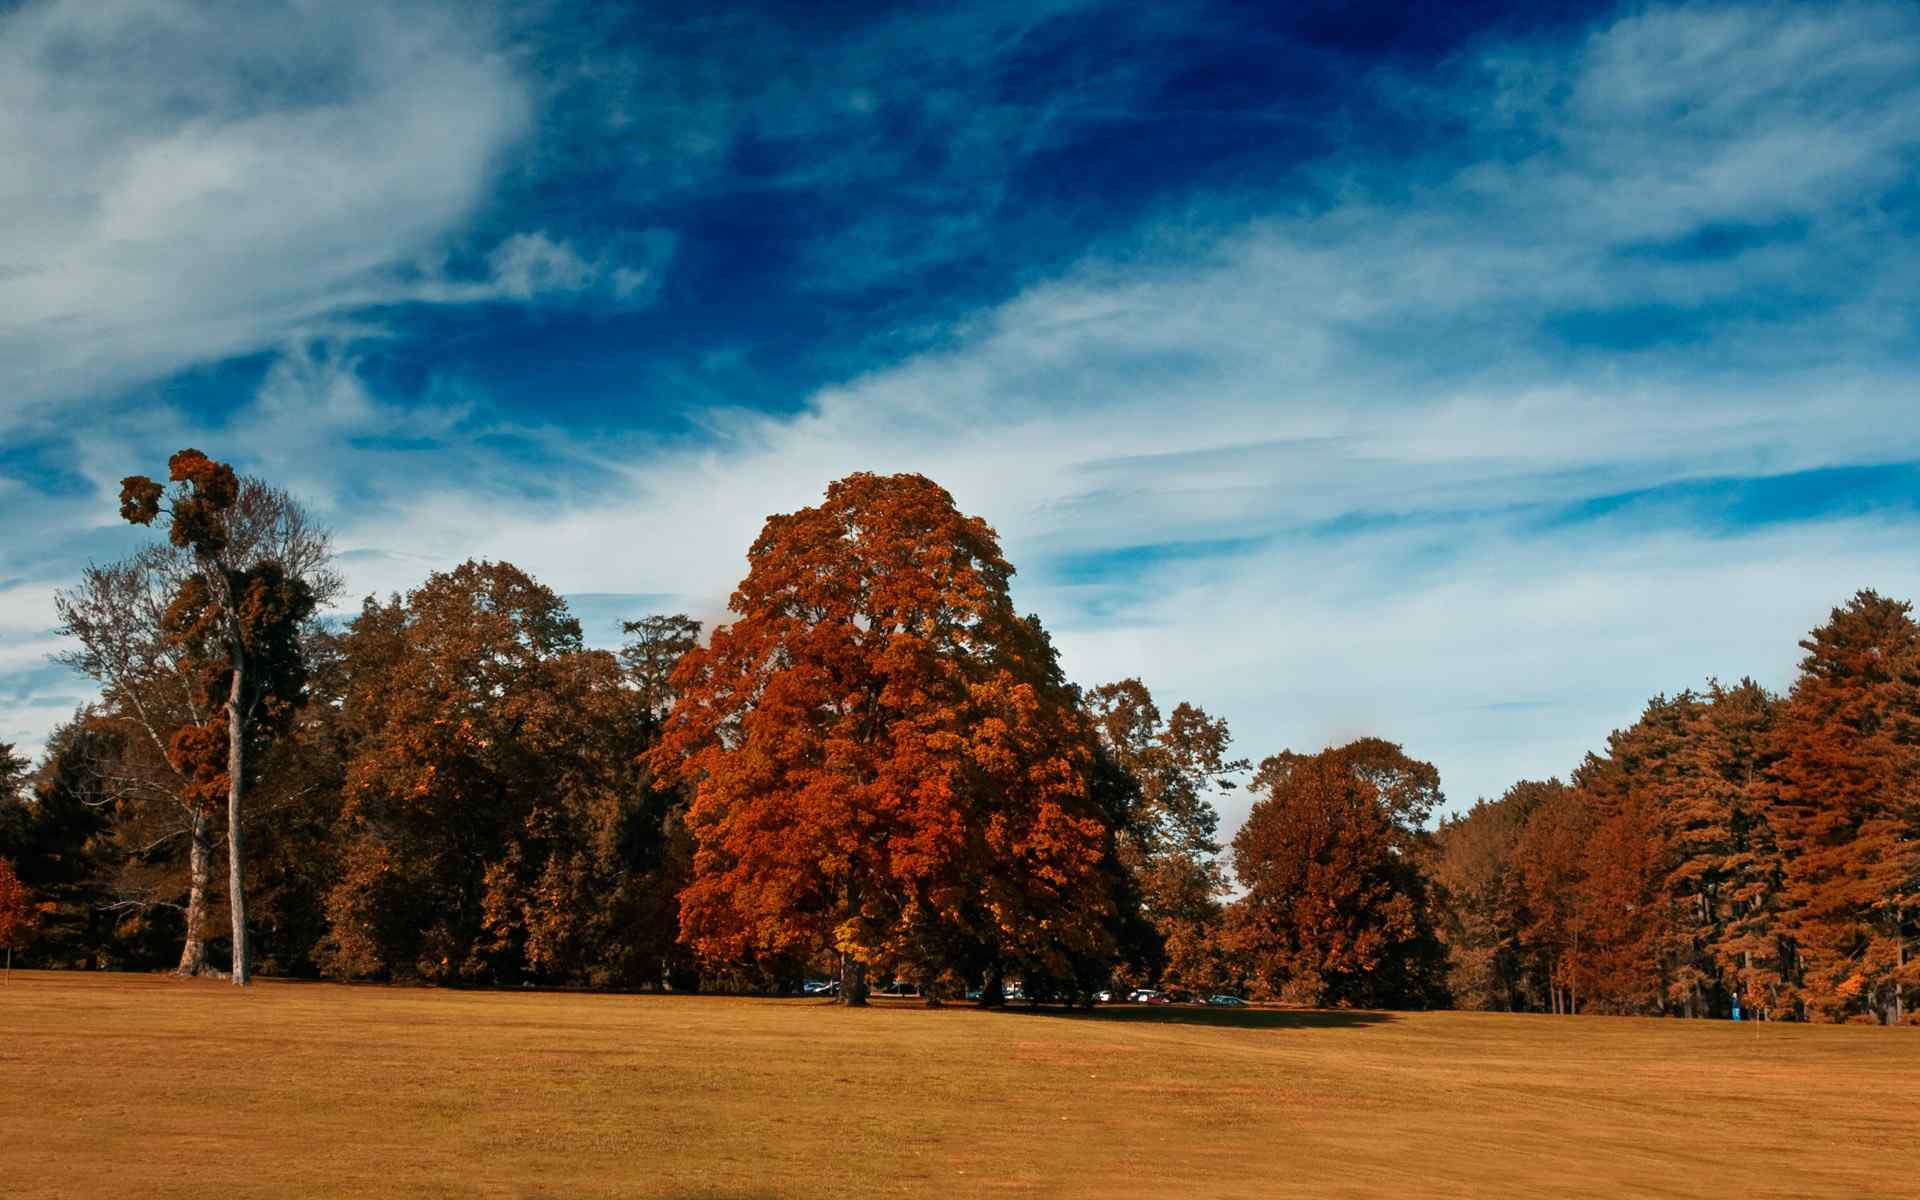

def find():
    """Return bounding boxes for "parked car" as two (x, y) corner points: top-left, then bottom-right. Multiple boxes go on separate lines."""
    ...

(1128, 989), (1161, 1003)
(1143, 992), (1173, 1005)
(803, 980), (839, 996)
(1205, 994), (1248, 1007)
(1094, 990), (1115, 1003)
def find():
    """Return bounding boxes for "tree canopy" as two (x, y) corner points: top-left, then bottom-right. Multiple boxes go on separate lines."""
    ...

(14, 456), (1915, 1024)
(653, 472), (1115, 1003)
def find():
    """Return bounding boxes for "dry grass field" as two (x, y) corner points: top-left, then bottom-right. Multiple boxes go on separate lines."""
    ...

(2, 971), (1913, 1199)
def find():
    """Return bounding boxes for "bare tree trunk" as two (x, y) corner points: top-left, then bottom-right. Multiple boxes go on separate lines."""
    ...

(176, 810), (212, 976)
(226, 660), (250, 987)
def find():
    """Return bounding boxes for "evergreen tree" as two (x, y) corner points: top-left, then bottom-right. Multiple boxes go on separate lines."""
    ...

(1771, 591), (1920, 1024)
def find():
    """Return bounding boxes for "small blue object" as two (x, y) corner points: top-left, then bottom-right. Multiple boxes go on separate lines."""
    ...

(1732, 1005), (1742, 1021)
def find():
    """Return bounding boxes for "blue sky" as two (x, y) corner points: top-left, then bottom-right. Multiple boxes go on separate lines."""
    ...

(5, 0), (1920, 832)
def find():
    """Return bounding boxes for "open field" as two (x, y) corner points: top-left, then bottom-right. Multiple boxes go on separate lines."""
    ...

(2, 972), (1914, 1199)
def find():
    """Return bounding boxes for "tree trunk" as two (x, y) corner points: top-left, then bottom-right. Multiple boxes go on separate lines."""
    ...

(176, 810), (212, 977)
(1896, 920), (1906, 1026)
(978, 961), (1006, 1008)
(226, 659), (250, 987)
(838, 952), (868, 1007)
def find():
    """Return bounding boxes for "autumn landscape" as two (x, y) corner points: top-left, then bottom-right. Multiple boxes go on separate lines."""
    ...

(4, 450), (1916, 1198)
(7, 1), (1920, 1197)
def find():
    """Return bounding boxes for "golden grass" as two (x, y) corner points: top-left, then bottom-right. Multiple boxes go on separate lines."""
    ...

(3, 970), (1913, 1199)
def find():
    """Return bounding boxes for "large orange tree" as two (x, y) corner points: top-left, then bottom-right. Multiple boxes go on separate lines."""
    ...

(320, 562), (686, 988)
(652, 473), (1113, 1004)
(1771, 591), (1920, 1024)
(1227, 740), (1448, 1008)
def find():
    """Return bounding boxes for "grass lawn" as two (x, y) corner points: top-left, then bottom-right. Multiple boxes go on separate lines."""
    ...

(3, 970), (1913, 1198)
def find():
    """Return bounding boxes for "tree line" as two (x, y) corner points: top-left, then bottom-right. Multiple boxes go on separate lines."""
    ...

(0, 453), (1912, 1022)
(1433, 594), (1918, 1024)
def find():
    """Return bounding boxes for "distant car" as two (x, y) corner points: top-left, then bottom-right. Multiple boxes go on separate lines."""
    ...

(1143, 992), (1173, 1005)
(1205, 994), (1248, 1007)
(1094, 990), (1115, 1003)
(1128, 989), (1160, 1003)
(803, 980), (839, 996)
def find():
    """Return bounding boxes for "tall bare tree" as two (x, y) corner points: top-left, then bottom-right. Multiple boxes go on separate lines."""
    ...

(57, 461), (339, 982)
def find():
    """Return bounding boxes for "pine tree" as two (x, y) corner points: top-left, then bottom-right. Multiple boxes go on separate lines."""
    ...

(1771, 591), (1920, 1023)
(1687, 680), (1787, 1019)
(1434, 781), (1555, 1011)
(1513, 781), (1592, 1014)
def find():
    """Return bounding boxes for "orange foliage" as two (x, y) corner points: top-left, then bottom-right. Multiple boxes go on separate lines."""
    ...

(1228, 747), (1431, 1006)
(652, 473), (1112, 996)
(1771, 591), (1920, 1023)
(322, 562), (686, 988)
(0, 858), (41, 956)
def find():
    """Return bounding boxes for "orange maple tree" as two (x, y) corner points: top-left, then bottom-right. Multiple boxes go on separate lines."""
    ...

(1228, 743), (1442, 1007)
(652, 473), (1113, 1004)
(321, 562), (686, 988)
(0, 858), (42, 980)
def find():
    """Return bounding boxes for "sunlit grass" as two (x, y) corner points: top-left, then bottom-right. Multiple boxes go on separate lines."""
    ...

(4, 971), (1911, 1198)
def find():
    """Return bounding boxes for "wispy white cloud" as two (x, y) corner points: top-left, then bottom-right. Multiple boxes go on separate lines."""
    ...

(0, 0), (542, 427)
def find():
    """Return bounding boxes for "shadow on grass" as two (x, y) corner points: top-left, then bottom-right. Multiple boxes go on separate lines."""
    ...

(992, 1004), (1397, 1031)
